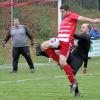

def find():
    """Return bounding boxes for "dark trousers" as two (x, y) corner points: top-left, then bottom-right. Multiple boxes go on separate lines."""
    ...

(67, 49), (84, 75)
(67, 49), (84, 93)
(12, 46), (34, 71)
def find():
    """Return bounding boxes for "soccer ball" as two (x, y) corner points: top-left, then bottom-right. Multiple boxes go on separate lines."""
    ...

(49, 38), (60, 48)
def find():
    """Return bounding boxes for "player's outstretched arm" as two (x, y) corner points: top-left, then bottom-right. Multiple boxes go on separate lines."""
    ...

(78, 16), (100, 23)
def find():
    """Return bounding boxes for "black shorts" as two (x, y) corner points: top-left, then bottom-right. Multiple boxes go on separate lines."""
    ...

(67, 49), (84, 75)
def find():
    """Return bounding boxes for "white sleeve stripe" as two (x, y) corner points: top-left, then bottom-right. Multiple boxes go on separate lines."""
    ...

(59, 30), (70, 32)
(58, 38), (69, 42)
(58, 34), (70, 37)
(60, 26), (71, 28)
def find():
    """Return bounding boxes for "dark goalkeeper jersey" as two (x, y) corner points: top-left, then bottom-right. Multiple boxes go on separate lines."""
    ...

(74, 33), (91, 55)
(74, 33), (91, 68)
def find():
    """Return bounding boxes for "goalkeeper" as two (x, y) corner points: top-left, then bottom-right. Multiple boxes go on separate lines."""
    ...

(3, 18), (35, 73)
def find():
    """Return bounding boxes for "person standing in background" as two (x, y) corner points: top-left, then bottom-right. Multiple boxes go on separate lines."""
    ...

(3, 18), (35, 73)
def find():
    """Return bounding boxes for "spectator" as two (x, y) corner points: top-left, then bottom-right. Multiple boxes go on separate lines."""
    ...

(90, 25), (100, 39)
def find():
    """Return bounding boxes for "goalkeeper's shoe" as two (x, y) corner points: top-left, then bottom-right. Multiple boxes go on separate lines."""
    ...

(36, 43), (42, 56)
(30, 68), (35, 73)
(36, 43), (49, 57)
(10, 70), (17, 73)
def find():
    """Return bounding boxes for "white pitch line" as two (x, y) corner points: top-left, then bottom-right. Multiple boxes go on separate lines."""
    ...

(0, 76), (65, 84)
(0, 63), (56, 69)
(0, 73), (100, 84)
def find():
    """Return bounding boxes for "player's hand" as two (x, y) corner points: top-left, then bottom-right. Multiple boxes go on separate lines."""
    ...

(83, 68), (87, 74)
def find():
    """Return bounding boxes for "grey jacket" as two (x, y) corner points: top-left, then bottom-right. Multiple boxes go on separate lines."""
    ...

(3, 25), (34, 47)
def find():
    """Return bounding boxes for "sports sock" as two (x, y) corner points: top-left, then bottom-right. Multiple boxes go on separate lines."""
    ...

(63, 64), (75, 84)
(44, 48), (59, 63)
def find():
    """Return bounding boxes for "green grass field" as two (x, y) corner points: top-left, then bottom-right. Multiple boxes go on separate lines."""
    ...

(0, 57), (100, 100)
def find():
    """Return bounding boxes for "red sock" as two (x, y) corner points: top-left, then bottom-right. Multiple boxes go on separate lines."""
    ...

(44, 48), (59, 63)
(63, 64), (75, 84)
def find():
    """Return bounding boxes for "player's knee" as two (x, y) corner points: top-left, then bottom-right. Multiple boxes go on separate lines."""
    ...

(41, 41), (50, 51)
(59, 61), (66, 67)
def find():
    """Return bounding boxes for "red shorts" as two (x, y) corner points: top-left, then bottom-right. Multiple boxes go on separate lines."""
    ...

(59, 41), (70, 57)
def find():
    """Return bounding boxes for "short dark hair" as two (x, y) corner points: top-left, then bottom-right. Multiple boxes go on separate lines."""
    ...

(60, 3), (69, 11)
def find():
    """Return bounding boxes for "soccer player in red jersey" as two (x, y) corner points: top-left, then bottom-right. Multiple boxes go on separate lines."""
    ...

(40, 3), (100, 94)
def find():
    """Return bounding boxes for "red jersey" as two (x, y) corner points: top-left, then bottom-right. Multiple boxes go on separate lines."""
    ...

(58, 12), (79, 46)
